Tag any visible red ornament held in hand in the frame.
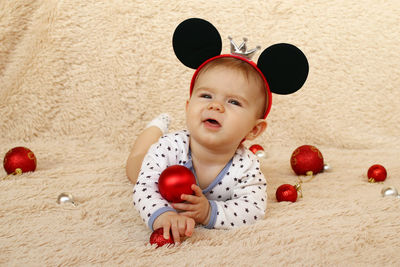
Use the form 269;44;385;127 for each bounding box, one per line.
150;228;174;248
290;145;325;176
367;164;387;183
3;147;37;175
158;165;196;203
276;184;301;202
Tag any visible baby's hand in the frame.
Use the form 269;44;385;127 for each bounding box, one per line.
152;211;195;244
173;184;211;225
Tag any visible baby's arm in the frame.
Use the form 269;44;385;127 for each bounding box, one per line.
133;137;178;230
208;158;267;229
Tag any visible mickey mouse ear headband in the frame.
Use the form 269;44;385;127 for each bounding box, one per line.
172;18;309;119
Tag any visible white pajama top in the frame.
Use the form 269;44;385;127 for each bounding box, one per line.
133;130;267;230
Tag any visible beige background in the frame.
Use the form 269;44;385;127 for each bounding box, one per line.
1;1;399;265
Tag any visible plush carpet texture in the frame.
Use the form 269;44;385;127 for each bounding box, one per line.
1;1;399;266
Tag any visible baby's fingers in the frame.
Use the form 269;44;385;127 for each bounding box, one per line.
191;184;203;196
162;224;171;240
173;202;194;211
185;218;195;237
170;221;181;244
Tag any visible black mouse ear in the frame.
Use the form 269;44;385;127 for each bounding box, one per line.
257;43;309;95
172;18;222;69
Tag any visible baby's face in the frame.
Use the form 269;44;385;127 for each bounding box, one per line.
186;65;266;150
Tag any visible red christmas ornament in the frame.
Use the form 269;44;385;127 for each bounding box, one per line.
158;165;196;203
249;144;266;158
3;147;37;175
276;184;300;202
367;164;387;183
149;228;174;248
290;145;324;176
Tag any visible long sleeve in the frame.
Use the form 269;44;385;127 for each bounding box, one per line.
132;131;190;230
204;150;267;229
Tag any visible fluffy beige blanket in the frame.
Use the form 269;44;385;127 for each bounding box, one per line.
1;1;399;265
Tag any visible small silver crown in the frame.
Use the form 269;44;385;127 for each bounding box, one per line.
228;36;261;60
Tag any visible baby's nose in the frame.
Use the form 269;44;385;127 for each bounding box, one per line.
207;101;225;112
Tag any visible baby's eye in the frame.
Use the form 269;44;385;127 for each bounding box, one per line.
228;99;242;106
200;93;212;99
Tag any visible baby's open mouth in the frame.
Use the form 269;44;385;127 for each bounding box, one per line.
204;118;221;127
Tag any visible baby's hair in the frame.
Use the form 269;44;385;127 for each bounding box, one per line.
193;57;268;119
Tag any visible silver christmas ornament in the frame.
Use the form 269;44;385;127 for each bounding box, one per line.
380;186;400;198
323;164;331;172
57;192;77;206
